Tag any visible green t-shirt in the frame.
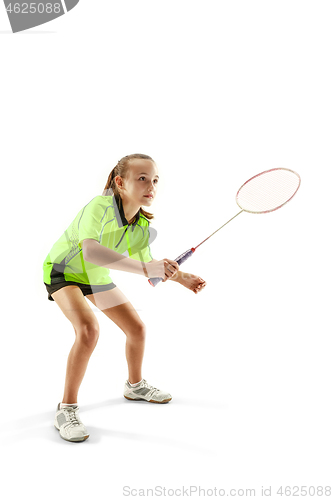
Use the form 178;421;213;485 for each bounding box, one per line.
43;194;154;286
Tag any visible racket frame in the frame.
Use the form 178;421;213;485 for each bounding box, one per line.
236;167;301;214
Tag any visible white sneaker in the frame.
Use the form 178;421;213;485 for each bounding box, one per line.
54;403;89;442
124;379;172;403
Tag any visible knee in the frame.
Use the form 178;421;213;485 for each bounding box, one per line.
77;323;100;349
127;323;146;342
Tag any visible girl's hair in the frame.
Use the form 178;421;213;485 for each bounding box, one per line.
102;153;155;223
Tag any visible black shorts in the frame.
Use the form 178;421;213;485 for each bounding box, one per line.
44;280;117;301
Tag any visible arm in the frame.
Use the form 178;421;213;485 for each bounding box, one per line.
141;258;207;293
82;240;177;281
170;270;186;283
82;239;149;277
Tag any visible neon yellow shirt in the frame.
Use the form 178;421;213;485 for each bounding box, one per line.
43;195;154;286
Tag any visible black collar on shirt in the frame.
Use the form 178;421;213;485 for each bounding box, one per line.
113;194;140;229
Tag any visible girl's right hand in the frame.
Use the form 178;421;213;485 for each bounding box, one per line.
146;259;179;282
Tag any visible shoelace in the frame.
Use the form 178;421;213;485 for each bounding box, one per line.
63;406;81;427
140;379;159;397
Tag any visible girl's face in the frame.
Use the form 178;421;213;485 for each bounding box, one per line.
116;159;159;207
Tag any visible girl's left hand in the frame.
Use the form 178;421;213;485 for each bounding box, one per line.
180;274;207;294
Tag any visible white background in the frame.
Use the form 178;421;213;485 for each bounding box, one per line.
0;1;332;499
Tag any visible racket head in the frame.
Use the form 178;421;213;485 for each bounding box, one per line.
236;167;301;214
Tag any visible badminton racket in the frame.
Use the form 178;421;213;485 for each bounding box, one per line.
148;167;301;287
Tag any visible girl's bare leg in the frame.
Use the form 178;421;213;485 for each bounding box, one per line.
51;286;100;403
86;288;146;384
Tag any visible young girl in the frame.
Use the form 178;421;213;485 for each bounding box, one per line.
43;153;206;442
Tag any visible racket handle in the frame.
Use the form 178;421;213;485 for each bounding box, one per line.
148;248;196;287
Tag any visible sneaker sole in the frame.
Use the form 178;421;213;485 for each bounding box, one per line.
54;425;89;442
124;395;172;404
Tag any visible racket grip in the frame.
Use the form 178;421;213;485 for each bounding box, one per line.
148;248;196;287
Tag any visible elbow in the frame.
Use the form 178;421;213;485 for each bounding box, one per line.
81;239;97;262
81;247;89;261
82;249;90;262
